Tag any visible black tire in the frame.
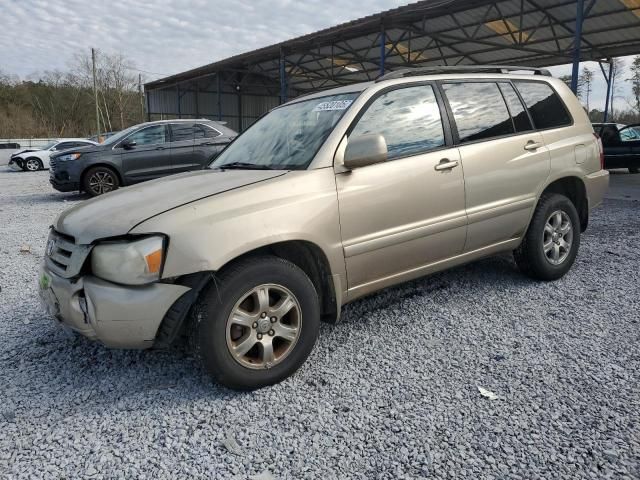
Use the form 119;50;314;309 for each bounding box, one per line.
514;193;581;281
82;166;120;197
629;167;639;174
24;157;43;172
190;256;320;390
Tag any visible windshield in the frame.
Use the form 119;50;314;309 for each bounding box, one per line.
211;93;359;170
101;124;141;146
42;141;58;150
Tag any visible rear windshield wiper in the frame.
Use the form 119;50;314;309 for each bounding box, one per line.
217;162;274;170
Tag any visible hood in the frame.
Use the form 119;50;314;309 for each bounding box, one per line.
12;149;37;157
51;143;106;157
55;169;286;244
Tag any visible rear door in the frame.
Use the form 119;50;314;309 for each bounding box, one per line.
441;80;550;252
168;123;196;173
118;124;172;182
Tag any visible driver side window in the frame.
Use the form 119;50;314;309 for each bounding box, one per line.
127;125;167;146
350;85;445;160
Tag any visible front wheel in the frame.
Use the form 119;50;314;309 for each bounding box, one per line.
82;166;120;196
190;256;320;390
514;193;581;281
24;158;43;171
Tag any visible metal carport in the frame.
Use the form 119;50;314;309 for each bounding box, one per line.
145;0;640;131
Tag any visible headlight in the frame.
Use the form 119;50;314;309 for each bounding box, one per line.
91;236;165;285
58;153;82;161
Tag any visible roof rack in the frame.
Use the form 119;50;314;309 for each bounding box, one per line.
376;65;552;82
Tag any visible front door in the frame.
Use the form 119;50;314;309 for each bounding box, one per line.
119;124;172;183
335;84;467;296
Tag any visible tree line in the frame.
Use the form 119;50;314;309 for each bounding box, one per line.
0;51;143;139
559;56;640;124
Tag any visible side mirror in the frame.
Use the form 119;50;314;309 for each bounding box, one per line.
343;134;388;169
121;139;137;150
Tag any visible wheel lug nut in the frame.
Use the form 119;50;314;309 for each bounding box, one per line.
257;333;263;340
269;330;275;336
261;312;267;318
252;322;258;329
270;316;277;323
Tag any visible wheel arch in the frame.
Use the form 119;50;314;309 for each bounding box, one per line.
539;176;588;232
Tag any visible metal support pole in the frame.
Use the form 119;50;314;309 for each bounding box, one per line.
145;89;151;122
603;60;613;122
379;23;386;77
91;48;101;139
279;48;287;104
216;74;222;121
176;84;181;119
570;0;584;94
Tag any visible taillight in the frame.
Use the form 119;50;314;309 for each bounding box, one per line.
593;132;604;169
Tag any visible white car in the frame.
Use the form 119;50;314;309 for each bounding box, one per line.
8;139;98;172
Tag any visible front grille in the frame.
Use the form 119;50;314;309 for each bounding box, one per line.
44;229;92;278
49;157;59;171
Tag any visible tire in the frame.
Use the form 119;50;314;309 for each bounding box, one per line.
190;256;320;390
24;157;43;172
82;166;120;196
629;167;639;174
514;193;581;281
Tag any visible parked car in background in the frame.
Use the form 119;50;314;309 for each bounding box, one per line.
39;67;608;390
592;122;640;173
88;131;119;143
49;119;236;196
0;142;21;167
9;139;98;172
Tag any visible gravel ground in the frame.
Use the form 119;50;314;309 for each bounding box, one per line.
0;169;639;479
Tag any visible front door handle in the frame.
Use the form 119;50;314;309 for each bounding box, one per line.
524;141;544;151
434;159;459;171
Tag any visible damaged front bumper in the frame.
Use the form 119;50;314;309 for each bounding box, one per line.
38;265;190;349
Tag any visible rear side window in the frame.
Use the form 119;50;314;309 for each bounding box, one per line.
171;123;195;142
514;81;572;129
350;85;445;160
443;82;514;143
195;124;221;138
498;83;533;132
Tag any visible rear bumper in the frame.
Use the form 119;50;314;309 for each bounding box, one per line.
38;265;190;349
584;169;609;209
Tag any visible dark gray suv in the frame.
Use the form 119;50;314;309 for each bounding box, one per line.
49;119;237;196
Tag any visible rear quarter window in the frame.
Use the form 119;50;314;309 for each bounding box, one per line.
514;81;572;129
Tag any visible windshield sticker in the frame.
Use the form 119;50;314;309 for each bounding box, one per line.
312;100;353;112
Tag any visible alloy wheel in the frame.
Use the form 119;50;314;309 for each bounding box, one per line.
225;283;302;370
25;159;40;171
543;210;573;265
88;171;115;195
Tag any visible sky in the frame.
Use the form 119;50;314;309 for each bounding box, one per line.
0;0;637;113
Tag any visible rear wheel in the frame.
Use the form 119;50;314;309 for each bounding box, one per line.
24;158;42;172
82;166;120;196
190;256;320;390
514;193;580;281
629;167;639;174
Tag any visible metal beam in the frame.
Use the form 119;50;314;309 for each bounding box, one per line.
380;23;386;76
570;0;584;93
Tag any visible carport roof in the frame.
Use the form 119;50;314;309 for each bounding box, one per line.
146;0;640;93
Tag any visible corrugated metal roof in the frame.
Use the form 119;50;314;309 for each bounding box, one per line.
146;0;640;93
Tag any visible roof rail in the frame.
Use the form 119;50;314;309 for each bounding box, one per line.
376;65;552;82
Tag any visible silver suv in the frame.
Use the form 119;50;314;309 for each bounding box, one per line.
39;66;609;390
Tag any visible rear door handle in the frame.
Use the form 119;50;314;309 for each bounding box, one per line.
434;159;459;171
524;141;544;151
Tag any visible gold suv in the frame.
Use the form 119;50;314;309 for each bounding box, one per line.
39;66;609;390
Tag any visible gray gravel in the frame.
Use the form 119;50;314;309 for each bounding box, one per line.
1;168;639;479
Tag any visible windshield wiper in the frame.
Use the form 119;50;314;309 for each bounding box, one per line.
217;162;274;170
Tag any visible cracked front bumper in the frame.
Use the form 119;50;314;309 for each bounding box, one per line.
38;265;190;349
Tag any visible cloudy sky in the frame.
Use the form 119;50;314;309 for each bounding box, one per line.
1;0;636;112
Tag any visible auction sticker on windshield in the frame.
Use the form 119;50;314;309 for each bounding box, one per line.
312;100;353;112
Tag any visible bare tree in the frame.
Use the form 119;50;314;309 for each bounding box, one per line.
579;66;593;111
629;55;640;116
609;57;625;118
